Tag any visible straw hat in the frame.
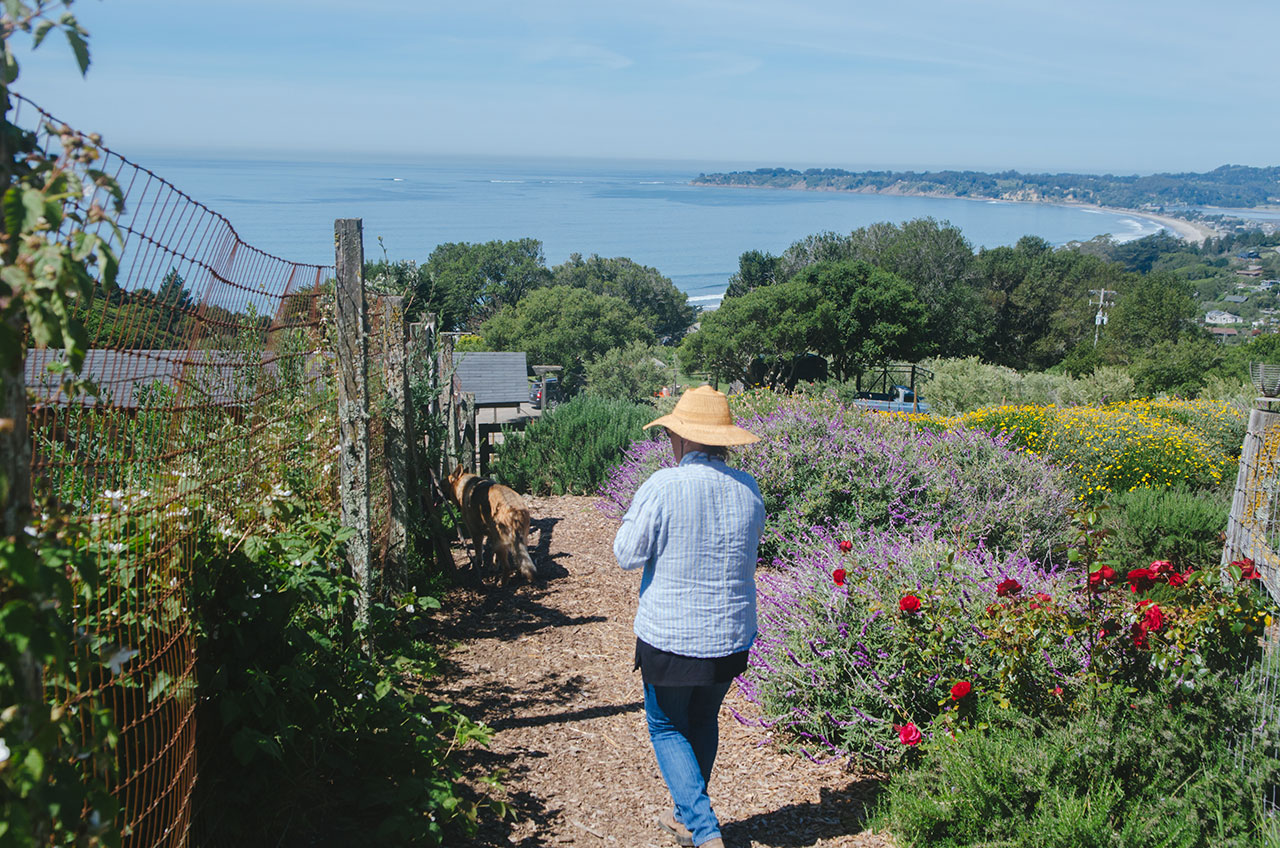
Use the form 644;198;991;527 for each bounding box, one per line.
643;385;759;446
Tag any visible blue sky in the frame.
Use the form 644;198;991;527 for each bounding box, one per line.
16;0;1279;173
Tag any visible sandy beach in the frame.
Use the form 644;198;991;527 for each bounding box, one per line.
1088;204;1217;244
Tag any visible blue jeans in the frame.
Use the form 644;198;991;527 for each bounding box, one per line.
644;681;733;846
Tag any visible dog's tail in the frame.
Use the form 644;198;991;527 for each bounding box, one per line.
515;538;536;582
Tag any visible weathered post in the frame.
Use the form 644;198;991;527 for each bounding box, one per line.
383;297;410;581
335;219;372;631
461;391;478;471
406;316;458;573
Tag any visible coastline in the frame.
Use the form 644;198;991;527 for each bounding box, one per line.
689;180;1217;244
1080;203;1216;244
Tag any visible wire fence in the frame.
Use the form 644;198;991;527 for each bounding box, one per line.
1222;397;1280;812
13;95;412;847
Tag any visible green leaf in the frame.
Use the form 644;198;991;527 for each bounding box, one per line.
146;670;173;703
64;23;90;75
21;186;46;230
374;677;393;700
2;186;24;237
32;19;54;48
23;745;44;780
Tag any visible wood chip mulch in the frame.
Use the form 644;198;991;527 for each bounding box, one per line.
429;495;895;848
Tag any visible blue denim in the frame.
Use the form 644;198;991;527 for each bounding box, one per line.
644;681;733;846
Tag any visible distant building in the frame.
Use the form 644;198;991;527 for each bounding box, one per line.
1209;327;1240;342
1206;310;1243;325
1224;294;1249;303
1236;268;1263;278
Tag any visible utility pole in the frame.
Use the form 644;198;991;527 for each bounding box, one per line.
1091;288;1116;348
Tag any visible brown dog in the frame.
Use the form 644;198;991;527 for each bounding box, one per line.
447;464;537;584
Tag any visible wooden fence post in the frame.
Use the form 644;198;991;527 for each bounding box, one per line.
406;316;458;573
461;391;477;471
383;296;410;582
335;219;372;631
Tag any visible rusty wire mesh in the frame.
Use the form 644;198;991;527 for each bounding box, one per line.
16;95;341;847
1221;398;1280;812
365;295;394;590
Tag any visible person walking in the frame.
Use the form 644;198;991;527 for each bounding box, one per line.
613;386;766;848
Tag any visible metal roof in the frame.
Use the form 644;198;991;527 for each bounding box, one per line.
452;351;529;406
24;348;315;408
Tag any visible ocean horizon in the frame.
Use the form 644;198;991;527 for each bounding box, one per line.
135;153;1172;308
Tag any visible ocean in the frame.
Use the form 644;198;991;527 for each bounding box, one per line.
139;153;1168;306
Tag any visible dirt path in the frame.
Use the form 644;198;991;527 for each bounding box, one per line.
432;495;893;848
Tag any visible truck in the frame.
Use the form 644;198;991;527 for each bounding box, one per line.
851;385;930;414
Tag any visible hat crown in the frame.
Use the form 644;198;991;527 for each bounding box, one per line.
670;386;733;427
641;385;759;446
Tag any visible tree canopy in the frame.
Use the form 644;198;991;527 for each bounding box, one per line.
679;260;926;384
551;253;696;342
480;285;652;390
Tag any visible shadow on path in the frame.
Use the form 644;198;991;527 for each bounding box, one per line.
721;780;883;848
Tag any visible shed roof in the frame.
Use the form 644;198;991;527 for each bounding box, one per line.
452;351;529;406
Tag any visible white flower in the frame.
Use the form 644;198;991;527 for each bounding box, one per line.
106;542;125;554
271;483;292;498
104;647;139;675
23;525;36;538
102;489;124;510
0;738;9;763
405;604;415;614
356;693;364;700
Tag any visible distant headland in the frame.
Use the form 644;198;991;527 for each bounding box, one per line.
690;165;1280;242
690;164;1280;208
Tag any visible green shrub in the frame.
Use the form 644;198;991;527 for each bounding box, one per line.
881;676;1279;848
191;497;496;846
916;357;1137;415
584;341;672;402
1104;487;1230;573
957;400;1239;500
493;394;660;495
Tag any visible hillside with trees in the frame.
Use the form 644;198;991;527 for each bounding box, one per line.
693;164;1280;209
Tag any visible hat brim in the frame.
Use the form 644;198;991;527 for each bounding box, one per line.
643;414;760;446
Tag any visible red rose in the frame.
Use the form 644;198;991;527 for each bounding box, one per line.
838;540;853;553
1101;566;1119;583
1149;560;1173;576
1141;603;1165;632
832;568;847;586
950;680;972;701
894;723;922;746
1034;592;1052;603
1052;686;1064;697
1167;571;1187;588
996;578;1022;597
1127;568;1154;592
1088;571;1107;592
899;594;922;613
1130;622;1148;649
1237;559;1262;581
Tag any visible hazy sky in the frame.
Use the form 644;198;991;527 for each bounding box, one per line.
17;1;1279;174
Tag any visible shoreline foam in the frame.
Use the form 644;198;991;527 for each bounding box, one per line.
689;181;1217;244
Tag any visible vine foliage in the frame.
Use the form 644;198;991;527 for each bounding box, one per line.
0;3;124;846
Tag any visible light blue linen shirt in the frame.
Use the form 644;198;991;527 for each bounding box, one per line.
614;450;767;658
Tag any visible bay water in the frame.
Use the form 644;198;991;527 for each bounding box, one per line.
141;153;1167;306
